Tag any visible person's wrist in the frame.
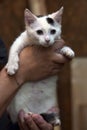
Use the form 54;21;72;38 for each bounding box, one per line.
14;75;22;87
14;73;24;87
1;67;22;88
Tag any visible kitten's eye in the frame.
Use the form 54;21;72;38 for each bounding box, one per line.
36;30;43;35
50;29;56;34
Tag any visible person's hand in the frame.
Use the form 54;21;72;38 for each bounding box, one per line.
15;39;69;86
18;110;53;130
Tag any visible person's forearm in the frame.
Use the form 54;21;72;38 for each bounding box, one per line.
0;68;19;117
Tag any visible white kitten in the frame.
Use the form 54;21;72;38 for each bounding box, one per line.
6;7;75;75
6;7;75;125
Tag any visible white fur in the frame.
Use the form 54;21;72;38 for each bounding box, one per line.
60;46;75;58
8;76;57;122
5;31;29;75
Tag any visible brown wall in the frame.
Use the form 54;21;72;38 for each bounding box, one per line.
0;0;27;49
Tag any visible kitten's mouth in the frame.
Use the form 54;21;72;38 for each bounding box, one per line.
43;45;50;47
42;43;52;47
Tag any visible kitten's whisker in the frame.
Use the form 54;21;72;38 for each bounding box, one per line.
55;40;61;42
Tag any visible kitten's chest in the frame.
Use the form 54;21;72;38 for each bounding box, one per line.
27;77;57;106
13;76;57;112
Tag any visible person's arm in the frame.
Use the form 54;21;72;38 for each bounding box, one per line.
0;39;68;117
0;68;19;116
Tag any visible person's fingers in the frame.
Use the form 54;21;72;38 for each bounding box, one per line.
53;39;65;51
32;114;53;130
18;109;25;122
24;114;40;130
52;53;70;64
18;110;29;130
18;120;29;130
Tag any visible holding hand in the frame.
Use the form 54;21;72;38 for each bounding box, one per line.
15;39;69;86
18;110;53;130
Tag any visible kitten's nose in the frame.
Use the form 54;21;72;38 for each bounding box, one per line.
45;36;50;43
45;39;50;43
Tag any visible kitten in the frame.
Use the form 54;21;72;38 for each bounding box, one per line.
6;7;75;125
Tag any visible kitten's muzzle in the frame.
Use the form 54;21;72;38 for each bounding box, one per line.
43;41;51;47
45;39;50;43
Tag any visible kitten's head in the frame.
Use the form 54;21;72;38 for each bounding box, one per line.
24;7;63;47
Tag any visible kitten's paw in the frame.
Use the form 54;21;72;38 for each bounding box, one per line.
28;112;33;115
5;54;19;75
60;46;75;59
6;63;19;75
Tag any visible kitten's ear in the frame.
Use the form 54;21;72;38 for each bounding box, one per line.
51;6;64;24
24;9;37;25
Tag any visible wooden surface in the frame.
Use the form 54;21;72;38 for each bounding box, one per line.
29;0;47;15
79;105;87;130
71;58;87;130
54;126;60;130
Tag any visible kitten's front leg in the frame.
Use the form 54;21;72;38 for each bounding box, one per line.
5;31;28;75
5;52;19;75
5;38;21;75
60;46;75;59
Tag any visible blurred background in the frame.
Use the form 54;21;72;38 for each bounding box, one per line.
0;0;87;130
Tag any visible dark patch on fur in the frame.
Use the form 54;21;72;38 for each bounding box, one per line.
40;113;60;125
37;15;44;18
46;17;54;25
